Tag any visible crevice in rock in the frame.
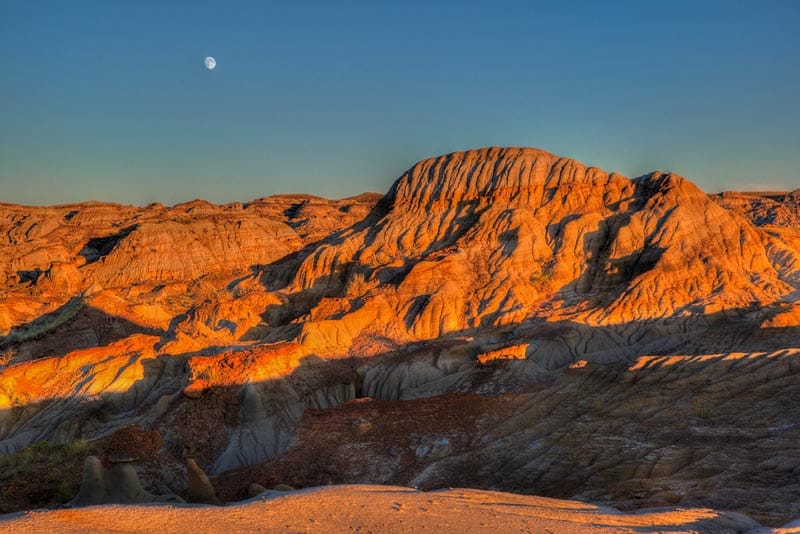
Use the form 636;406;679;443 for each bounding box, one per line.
79;225;138;264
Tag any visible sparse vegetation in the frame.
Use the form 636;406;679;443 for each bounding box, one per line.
164;293;199;310
0;439;92;479
690;399;711;419
530;270;552;289
530;259;556;294
54;481;75;502
164;431;186;459
0;297;84;348
346;271;373;296
0;438;95;512
0;347;15;367
198;363;226;385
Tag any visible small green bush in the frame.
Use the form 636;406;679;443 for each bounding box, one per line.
54;481;76;503
690;399;711;419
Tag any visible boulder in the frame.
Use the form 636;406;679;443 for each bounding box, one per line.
247;483;267;498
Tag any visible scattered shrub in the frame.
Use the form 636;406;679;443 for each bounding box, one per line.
346;271;372;296
690;399;711;419
1;297;84;347
0;438;94;513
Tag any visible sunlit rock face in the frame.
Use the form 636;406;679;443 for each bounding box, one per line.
711;189;800;286
0;194;380;343
293;147;795;355
0;147;798;522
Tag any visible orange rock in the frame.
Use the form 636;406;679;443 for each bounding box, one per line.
762;303;800;327
568;359;589;369
477;344;528;364
183;379;210;399
0;146;798;486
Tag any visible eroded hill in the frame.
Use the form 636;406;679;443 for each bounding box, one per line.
1;147;798;523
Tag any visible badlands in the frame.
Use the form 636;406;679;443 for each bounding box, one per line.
1;147;799;530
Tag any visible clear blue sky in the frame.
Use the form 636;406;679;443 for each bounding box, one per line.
1;1;798;205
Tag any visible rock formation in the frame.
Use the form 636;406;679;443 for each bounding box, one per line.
0;147;798;523
246;483;267;498
70;455;181;506
185;458;221;504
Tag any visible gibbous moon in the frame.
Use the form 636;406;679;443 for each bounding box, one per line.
204;56;216;70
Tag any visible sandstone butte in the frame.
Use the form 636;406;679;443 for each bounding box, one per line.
0;147;799;529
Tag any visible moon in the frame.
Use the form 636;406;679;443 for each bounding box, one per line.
204;56;216;70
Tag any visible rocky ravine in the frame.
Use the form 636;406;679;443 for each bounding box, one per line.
0;147;799;524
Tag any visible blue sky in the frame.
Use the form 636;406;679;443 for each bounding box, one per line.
1;1;798;205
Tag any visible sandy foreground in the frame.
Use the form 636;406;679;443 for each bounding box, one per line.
2;484;796;534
